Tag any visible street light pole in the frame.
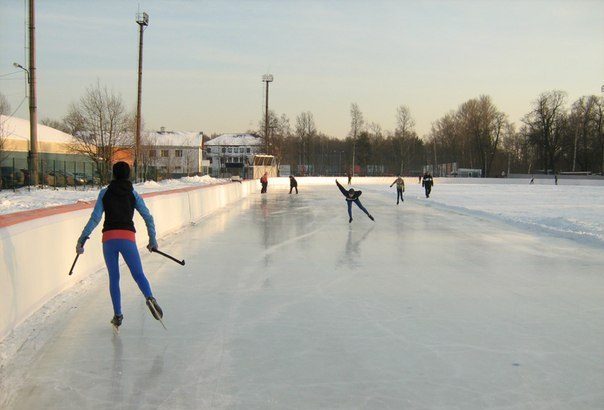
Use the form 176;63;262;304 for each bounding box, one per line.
135;11;149;182
262;74;273;154
26;0;39;185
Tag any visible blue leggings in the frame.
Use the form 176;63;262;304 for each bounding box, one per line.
347;199;370;218
103;239;153;315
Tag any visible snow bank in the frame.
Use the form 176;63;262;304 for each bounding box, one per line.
0;176;229;216
0;180;254;341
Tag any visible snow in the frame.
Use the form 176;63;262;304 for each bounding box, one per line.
147;130;203;147
205;133;262;146
406;183;604;245
1;181;604;408
0;176;228;215
0;115;75;144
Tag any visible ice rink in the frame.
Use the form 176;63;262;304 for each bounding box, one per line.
2;183;604;409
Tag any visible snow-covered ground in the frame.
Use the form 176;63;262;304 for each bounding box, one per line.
0;175;227;215
378;182;604;245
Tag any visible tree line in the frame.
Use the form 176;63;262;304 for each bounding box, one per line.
2;83;603;179
259;91;604;177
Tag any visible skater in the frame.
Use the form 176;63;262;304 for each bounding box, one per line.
529;176;534;184
76;161;162;330
347;170;352;185
260;172;268;193
554;175;558;185
336;179;374;223
289;175;298;194
421;172;434;198
389;176;405;204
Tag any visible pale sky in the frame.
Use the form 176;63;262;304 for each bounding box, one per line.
1;0;603;138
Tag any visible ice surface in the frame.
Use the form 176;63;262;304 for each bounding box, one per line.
1;184;604;409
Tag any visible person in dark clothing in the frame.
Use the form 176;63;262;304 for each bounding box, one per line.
76;161;162;330
336;179;374;223
347;171;352;185
389;176;405;204
554;175;558;185
289;175;298;194
260;172;268;193
421;172;434;198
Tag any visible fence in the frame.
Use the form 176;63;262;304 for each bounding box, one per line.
0;159;112;191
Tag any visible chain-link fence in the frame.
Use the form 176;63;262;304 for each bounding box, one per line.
0;159;112;191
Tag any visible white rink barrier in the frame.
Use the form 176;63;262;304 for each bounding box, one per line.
0;180;256;341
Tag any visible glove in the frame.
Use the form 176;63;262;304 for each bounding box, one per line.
147;243;158;252
76;242;85;255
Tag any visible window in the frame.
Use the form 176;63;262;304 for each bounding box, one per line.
227;147;233;153
161;150;169;157
149;150;156;158
222;147;226;153
175;166;182;171
246;148;251;153
239;147;244;153
175;150;183;157
206;147;211;154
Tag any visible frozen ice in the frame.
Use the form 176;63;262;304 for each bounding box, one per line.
1;183;604;409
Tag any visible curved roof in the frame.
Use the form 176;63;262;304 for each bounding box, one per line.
0;115;75;143
205;133;262;146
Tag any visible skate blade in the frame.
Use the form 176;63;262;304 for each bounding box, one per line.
147;303;167;330
112;324;120;335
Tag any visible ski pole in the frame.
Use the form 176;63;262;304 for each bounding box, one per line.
69;236;89;276
152;249;185;266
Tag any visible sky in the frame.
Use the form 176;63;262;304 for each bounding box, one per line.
1;0;603;138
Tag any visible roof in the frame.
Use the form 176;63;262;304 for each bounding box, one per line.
147;130;203;147
0;115;75;144
205;133;262;146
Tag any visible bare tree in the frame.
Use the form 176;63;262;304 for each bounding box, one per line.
349;103;364;175
295;111;317;173
63;82;134;183
394;105;416;174
0;93;11;167
569;95;598;172
40;117;70;133
522;90;567;174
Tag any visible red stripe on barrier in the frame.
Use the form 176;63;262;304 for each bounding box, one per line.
0;181;236;228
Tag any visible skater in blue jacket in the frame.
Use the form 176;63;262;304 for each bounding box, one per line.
336;179;375;223
76;162;163;330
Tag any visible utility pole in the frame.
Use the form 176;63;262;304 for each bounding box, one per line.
262;74;273;154
135;11;149;182
28;0;39;185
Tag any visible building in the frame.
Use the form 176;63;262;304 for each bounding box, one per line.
143;127;205;176
0;115;97;188
204;133;263;176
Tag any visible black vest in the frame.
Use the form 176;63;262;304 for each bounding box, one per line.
102;180;137;233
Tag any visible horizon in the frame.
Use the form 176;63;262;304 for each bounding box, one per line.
1;0;603;138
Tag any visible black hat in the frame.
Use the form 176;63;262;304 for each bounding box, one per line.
112;161;130;180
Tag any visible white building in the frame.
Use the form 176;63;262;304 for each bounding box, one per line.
144;127;205;175
204;133;263;175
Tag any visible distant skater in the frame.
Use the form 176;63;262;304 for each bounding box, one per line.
260;172;268;193
554;175;558;185
289;175;298;194
336;179;374;223
347;171;352;185
530;176;534;184
76;161;162;331
390;176;405;204
418;175;422;184
421;172;434;198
